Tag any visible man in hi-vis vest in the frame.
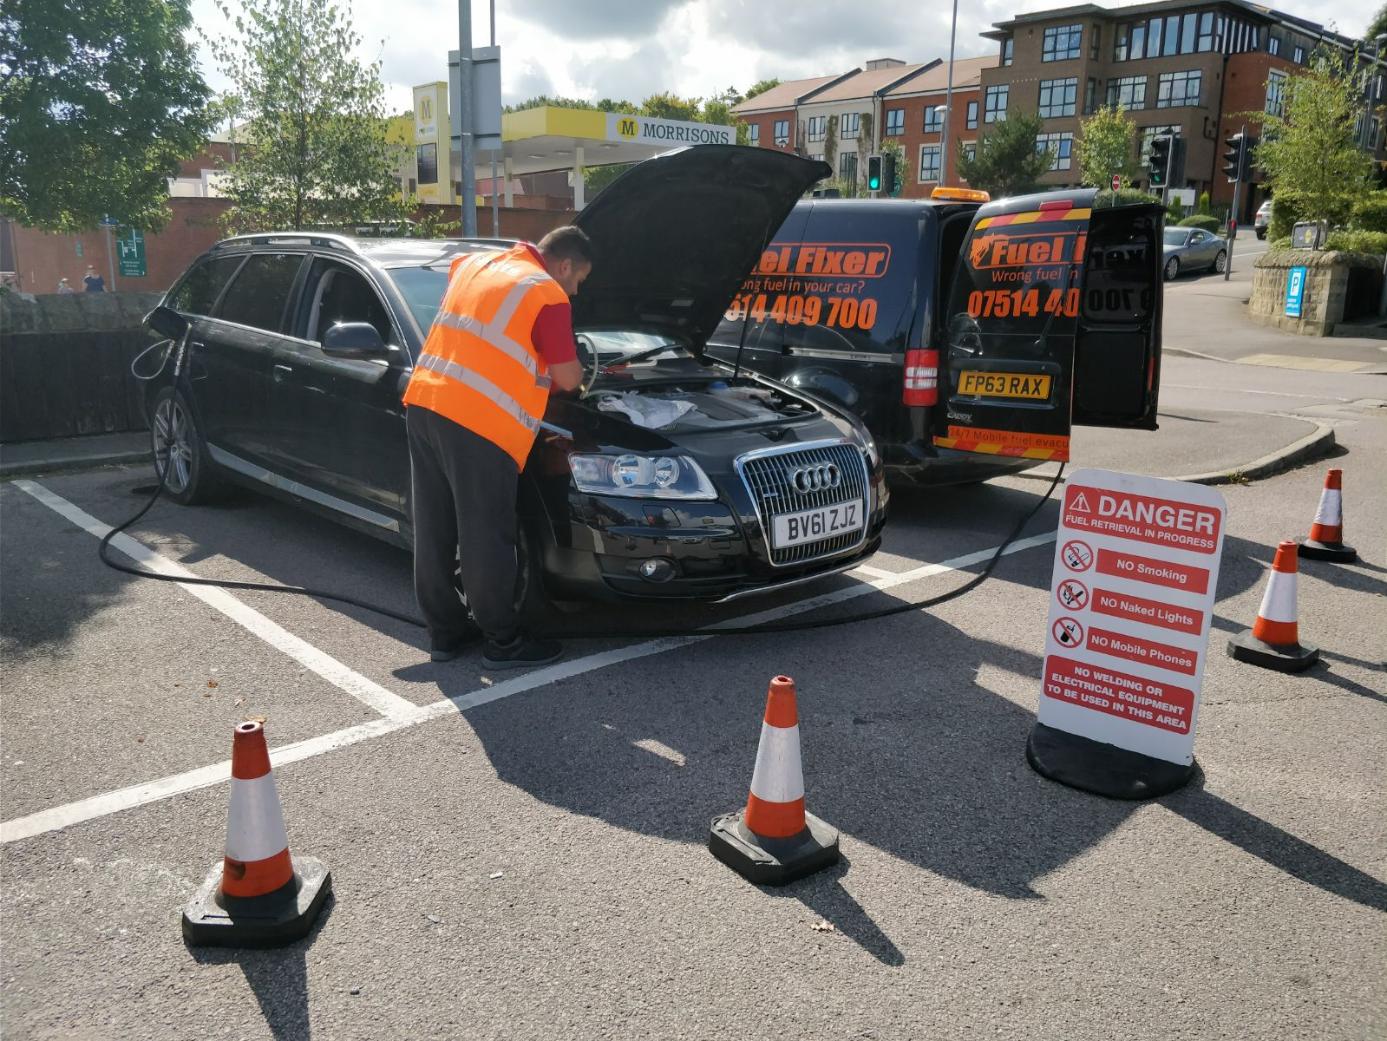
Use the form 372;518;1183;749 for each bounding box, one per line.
404;226;592;668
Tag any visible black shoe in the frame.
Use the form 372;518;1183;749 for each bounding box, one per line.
482;634;563;670
430;629;481;662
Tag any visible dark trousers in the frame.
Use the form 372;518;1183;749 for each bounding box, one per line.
407;406;519;645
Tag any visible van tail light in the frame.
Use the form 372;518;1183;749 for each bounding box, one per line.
903;348;939;406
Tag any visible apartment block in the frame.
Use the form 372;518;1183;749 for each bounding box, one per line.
882;56;998;195
733;73;858;155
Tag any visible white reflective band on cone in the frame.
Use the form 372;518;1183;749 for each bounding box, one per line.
748;722;805;804
224;773;290;864
1313;489;1342;525
1257;571;1298;625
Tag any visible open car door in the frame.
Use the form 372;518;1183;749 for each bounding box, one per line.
932;189;1163;462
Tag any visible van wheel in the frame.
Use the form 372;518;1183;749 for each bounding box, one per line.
150;386;221;505
1163;256;1180;281
1213;250;1227;273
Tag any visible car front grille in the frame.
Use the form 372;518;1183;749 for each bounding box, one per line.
736;441;870;567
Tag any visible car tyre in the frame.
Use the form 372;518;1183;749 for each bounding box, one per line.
1213;250;1227;273
451;518;548;626
1255;229;1266;240
150;385;221;505
1163;256;1180;281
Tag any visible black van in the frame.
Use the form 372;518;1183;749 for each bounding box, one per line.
709;188;1164;483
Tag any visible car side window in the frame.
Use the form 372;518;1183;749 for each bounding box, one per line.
300;259;395;345
1190;231;1205;243
215;253;305;332
167;255;243;316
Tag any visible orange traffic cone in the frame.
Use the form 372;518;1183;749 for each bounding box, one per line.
1296;468;1357;562
1228;540;1319;673
182;721;332;946
708;676;839;885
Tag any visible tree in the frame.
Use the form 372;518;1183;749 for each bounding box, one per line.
879;139;904;196
956;112;1051;197
1368;4;1387;44
1252;50;1375;228
210;0;406;231
745;79;780;101
640;92;701;122
0;0;213;230
1075;104;1138;189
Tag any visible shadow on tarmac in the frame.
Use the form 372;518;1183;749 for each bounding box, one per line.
772;857;905;967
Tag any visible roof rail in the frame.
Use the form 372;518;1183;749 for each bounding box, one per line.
212;232;364;254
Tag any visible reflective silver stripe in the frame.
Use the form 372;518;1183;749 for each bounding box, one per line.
433;310;537;376
536;374;552;389
415;352;539;432
490;272;551;331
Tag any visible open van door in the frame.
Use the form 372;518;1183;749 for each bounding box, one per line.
932;189;1163;462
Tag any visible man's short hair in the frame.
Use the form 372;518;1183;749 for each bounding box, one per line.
537;225;594;267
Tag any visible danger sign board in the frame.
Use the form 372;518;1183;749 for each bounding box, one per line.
1039;469;1226;765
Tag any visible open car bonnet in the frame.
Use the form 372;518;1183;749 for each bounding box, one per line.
571;145;831;351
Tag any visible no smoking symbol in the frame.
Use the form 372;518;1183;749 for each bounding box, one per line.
1056;578;1089;611
1053;617;1085;648
1061;539;1093;572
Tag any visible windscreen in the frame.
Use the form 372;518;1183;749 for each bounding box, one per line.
389;265;449;332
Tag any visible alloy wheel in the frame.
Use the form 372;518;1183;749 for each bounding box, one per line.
152;397;194;493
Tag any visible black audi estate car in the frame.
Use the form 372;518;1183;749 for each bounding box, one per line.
143;145;888;605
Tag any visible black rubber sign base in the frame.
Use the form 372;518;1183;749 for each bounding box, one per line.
1227;629;1320;673
709;811;840;886
182;856;332;948
1295;536;1357;564
1025;722;1195;800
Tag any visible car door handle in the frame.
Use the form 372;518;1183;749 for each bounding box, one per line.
273;363;293;381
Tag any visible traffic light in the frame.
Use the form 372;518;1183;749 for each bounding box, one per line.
1148;135;1172;187
866;154;883;192
1222;133;1245;181
880;152;897;196
1240;135;1259;181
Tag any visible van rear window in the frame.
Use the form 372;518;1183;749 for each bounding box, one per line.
711;205;929;355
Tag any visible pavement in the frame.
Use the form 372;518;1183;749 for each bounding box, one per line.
2;352;1384;1040
0;430;149;478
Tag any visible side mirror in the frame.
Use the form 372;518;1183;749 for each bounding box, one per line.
322;321;387;357
145;304;189;340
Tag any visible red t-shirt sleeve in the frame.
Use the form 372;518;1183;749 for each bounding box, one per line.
531;301;577;366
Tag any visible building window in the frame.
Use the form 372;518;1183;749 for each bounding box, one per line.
966;100;978;129
773;119;789;146
1139;125;1180;165
1042;24;1083;62
885;108;904;136
839;151;857;185
806;115;827;142
962;142;977;162
1090;24;1101;59
1293;45;1305;64
1002;36;1014;66
1156;70;1201;109
923;104;944;133
1265;69;1287;117
747;123;759;146
919;144;942;182
984;84;1009;123
1038;77;1078;118
840;112;861;138
1084;77;1098;114
416;143;437;184
1268;35;1280;56
1197;12;1217;52
1035;132;1074;171
1114;24;1129;61
1162;15;1181;56
1107;75;1147;110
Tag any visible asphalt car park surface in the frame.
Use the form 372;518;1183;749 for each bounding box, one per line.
2;376;1384;1040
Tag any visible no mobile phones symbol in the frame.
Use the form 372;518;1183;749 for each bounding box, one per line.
1053;617;1084;648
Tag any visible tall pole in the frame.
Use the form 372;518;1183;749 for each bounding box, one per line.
104;224;117;292
457;0;476;236
489;0;499;236
940;0;959;183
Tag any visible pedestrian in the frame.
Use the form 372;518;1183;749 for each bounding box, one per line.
82;265;105;292
57;277;74;294
403;226;591;668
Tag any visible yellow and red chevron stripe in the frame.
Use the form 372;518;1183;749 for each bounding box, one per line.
975;207;1091;229
934;425;1070;461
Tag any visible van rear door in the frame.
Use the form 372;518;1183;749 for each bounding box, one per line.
932;190;1162;462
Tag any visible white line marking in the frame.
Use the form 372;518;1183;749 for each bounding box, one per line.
1;490;1057;844
12;479;418;722
851;563;897;580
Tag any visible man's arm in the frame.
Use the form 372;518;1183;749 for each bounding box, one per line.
548;359;584;392
532;302;584;394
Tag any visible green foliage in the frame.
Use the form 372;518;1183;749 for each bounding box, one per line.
825;114;839;185
1351;190;1387;231
956;112;1051;198
1369;4;1387;43
879;139;905;197
1198;191;1211;215
1075;105;1138;189
1324;228;1387;254
744;79;780;101
1252;50;1374;229
1165;198;1185;223
0;0;214;230
1094;187;1162;208
1178;214;1222;233
406;209;460;238
1268;195;1303;240
211;0;406;232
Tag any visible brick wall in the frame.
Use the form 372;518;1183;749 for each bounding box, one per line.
736;110;798;153
887;88;983;195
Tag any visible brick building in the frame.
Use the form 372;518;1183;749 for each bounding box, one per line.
732;72;859;155
882;56;998;194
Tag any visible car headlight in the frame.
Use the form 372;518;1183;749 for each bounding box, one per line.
568;453;718;500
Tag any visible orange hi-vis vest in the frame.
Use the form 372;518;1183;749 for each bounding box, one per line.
403;244;568;467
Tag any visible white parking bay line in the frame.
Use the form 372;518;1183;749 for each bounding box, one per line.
12;479;418;722
2;488;1057;843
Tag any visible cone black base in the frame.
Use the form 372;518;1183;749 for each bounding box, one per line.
709;811;839;886
1025;722;1194;800
182;856;332;948
1295;536;1357;563
1227;629;1320;673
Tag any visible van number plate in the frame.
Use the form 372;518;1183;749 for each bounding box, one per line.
772;501;864;548
959;371;1052;400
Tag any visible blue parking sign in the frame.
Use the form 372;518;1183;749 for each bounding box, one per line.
1284;266;1307;317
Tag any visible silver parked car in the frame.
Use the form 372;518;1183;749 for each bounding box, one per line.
1162;227;1227;280
1254;199;1273;239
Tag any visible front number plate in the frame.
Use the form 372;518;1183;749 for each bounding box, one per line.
772;501;865;548
958;370;1052;400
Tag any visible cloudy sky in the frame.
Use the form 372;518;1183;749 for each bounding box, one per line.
189;0;1383;114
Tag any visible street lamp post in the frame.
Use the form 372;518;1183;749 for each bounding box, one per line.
940;0;959;183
